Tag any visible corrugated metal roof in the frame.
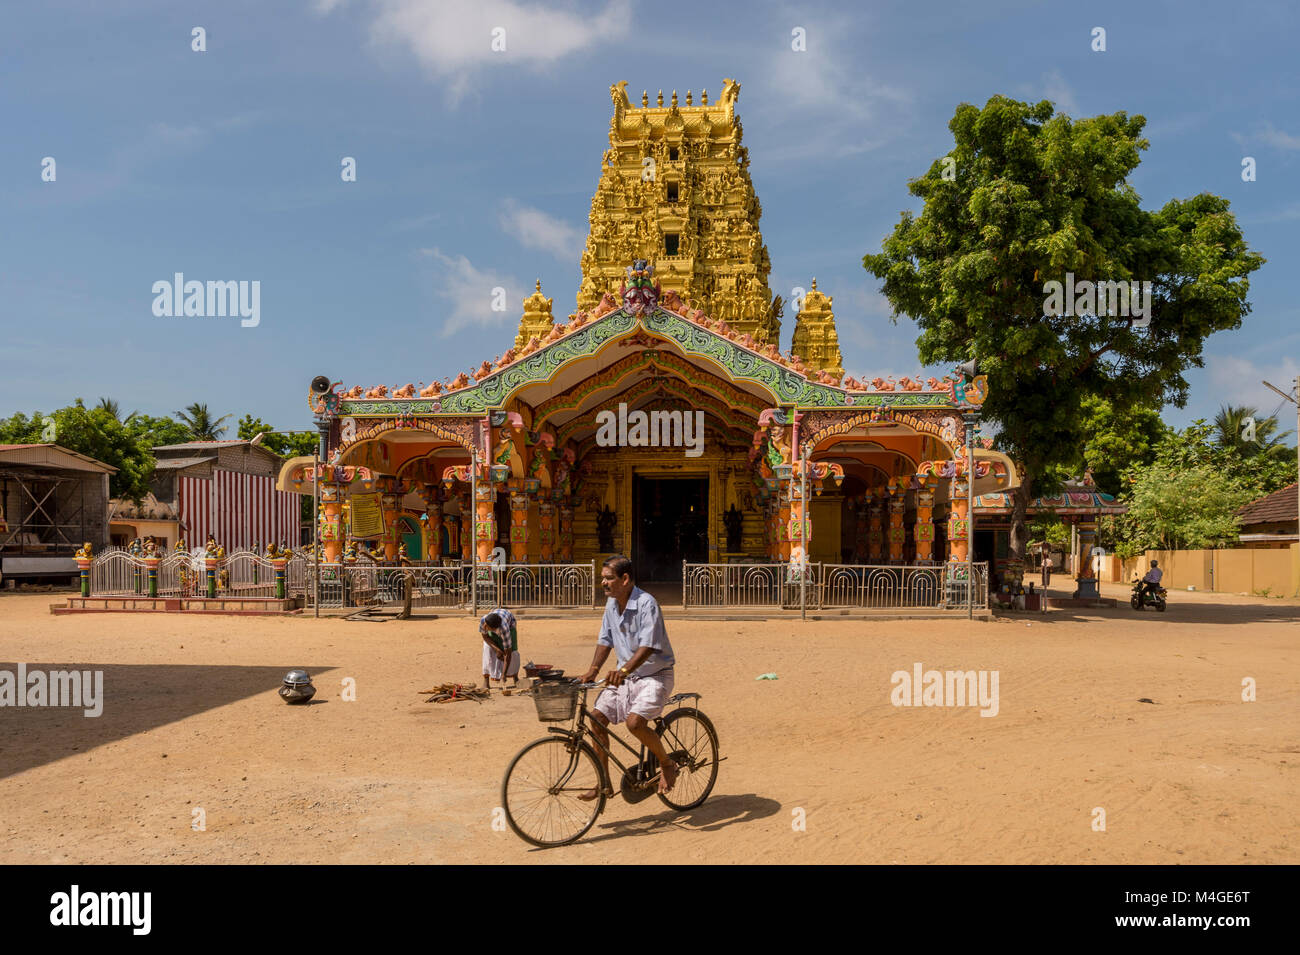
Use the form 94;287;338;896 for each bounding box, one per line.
153;440;248;451
152;455;218;470
0;444;118;473
1236;483;1298;526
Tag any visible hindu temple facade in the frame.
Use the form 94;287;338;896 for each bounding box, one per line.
279;80;1017;597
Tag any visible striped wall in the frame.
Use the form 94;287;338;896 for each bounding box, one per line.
178;470;301;550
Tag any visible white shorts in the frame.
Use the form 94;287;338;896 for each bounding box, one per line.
594;669;675;725
482;644;520;680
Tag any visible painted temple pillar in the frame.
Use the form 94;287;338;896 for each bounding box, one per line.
759;502;768;561
537;502;555;563
914;477;936;564
867;489;885;563
777;488;792;562
508;482;529;564
947;477;970;566
1074;520;1099;599
558;504;574;562
787;473;810;567
475;483;497;567
442;515;459;561
854;496;869;562
319;480;345;563
888;479;907;564
419;484;443;560
380;480;402;561
459;491;473;562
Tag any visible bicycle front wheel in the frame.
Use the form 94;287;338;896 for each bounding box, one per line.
501;736;606;847
656;708;719;811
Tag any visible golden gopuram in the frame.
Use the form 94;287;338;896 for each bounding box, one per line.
279;79;1019;609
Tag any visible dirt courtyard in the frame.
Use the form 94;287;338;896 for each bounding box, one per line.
1;587;1296;864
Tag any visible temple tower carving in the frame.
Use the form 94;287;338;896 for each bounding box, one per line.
790;278;844;377
577;79;780;344
515;279;555;350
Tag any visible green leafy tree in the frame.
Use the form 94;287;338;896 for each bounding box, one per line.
96;397;137;424
1108;419;1295;556
175;403;230;440
0;401;154;501
126;413;193;449
1028;512;1071;549
1212;404;1294;462
862;95;1264;561
1115;464;1244;555
236;414;317;457
1048;395;1163;498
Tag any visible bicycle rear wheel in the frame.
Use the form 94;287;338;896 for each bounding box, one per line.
656;708;719;811
501;736;606;847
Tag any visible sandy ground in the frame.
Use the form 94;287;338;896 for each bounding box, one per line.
1;583;1296;864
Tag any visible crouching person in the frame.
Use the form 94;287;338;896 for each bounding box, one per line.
480;608;520;690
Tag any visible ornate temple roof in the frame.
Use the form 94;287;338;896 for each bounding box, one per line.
973;476;1125;516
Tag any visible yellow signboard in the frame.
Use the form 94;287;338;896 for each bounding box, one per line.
349;492;385;539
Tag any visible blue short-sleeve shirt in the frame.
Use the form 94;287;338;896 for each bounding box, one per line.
598;587;675;677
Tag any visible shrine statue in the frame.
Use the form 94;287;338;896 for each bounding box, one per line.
723;504;743;552
596;505;617;552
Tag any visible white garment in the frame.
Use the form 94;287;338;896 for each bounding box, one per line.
482;644;520;680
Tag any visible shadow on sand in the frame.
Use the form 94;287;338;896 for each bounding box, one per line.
0;663;337;779
572;793;783;847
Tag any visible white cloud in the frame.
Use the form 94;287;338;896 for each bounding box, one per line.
325;0;631;103
1206;353;1300;409
1258;123;1300;151
419;247;522;337
752;15;912;162
498;200;583;261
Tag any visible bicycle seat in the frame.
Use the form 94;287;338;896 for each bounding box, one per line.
666;692;701;705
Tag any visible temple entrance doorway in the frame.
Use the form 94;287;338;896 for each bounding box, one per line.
632;476;708;582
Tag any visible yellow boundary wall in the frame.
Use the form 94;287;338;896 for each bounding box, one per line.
1098;545;1300;597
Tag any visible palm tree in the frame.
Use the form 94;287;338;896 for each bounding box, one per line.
175;403;231;440
1214;404;1294;460
97;397;137;424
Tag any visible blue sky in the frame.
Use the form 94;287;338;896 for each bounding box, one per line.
3;0;1299;436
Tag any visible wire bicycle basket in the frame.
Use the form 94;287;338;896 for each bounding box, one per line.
532;677;581;722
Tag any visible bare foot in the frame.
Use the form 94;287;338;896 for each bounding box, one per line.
577;787;603;802
658;759;678;793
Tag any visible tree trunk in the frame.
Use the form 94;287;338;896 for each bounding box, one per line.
1009;470;1034;562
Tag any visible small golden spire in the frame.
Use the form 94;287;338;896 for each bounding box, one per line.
810;277;818;290
701;88;708;105
641;90;648;107
686;90;692;105
671;90;678;107
657;90;663;106
535;279;542;293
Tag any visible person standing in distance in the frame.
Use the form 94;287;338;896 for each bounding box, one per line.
579;555;677;798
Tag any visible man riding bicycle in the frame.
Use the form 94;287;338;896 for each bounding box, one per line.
578;555;678;799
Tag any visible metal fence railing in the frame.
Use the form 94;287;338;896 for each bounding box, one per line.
683;561;989;611
90;549;310;599
305;561;595;610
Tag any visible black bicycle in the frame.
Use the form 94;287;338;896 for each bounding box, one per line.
501;678;721;847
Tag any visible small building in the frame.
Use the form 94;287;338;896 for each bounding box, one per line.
1235;482;1298;548
114;440;304;551
0;444;116;581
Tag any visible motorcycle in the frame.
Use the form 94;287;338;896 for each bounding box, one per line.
1130;578;1167;612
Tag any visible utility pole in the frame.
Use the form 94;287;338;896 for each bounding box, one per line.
964;412;978;620
1262;376;1300;598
